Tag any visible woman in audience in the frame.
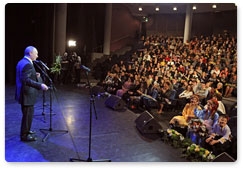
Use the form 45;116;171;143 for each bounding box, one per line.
194;98;220;132
169;95;201;127
178;85;194;99
204;93;226;115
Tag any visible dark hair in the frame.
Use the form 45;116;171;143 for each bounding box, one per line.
213;93;223;101
219;114;230;121
164;81;171;86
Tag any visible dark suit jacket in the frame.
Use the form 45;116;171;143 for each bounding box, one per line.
15;57;42;105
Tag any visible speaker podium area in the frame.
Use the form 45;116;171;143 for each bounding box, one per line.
135;111;163;140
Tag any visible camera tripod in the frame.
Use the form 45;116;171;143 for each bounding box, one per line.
70;69;111;162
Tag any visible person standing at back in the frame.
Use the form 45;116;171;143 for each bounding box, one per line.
15;46;49;141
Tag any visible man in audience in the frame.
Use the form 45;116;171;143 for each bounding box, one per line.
201;114;231;156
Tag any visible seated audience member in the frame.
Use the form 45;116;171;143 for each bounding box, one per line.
171;78;180;91
210;65;221;77
194;81;209;100
224;74;237;97
175;79;189;96
187;118;207;144
103;72;122;95
218;72;228;92
194;98;220;132
201;114;231;156
169;95;201;127
140;83;160;111
111;63;120;73
116;77;133;97
204;93;226;115
209;82;224;98
178;85;194;99
157;81;174;114
200;71;209;83
178;85;194;107
102;71;115;90
122;79;141;102
207;72;218;89
191;79;199;94
127;81;147;109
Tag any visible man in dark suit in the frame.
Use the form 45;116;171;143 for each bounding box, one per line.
15;46;49;142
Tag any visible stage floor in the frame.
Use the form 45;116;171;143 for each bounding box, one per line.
5;83;191;162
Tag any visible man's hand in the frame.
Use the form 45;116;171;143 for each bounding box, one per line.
41;84;49;91
36;72;40;78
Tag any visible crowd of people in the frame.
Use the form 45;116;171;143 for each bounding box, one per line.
99;33;236;110
96;32;237;157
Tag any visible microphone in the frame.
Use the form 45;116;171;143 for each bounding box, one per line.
34;60;49;70
80;65;91;72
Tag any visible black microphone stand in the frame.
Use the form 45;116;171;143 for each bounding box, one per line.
70;70;111;162
34;62;56;122
34;61;68;142
41;67;47;118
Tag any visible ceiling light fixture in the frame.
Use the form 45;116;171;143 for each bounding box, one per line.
192;5;197;10
155;7;159;11
212;4;217;9
173;7;177;11
138;7;142;11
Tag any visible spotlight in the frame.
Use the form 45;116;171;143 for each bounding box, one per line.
68;40;76;47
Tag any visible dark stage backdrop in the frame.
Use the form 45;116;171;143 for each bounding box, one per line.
5;3;55;84
5;3;106;84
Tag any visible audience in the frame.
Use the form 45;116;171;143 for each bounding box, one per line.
93;32;237;156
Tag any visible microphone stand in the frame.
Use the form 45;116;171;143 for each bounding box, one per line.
34;62;56;122
70;70;111;162
34;61;68;142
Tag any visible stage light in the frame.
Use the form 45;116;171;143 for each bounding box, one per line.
138;7;142;11
68;40;76;47
192;5;197;10
173;7;177;11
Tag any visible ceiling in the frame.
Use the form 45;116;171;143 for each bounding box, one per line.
123;3;237;16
